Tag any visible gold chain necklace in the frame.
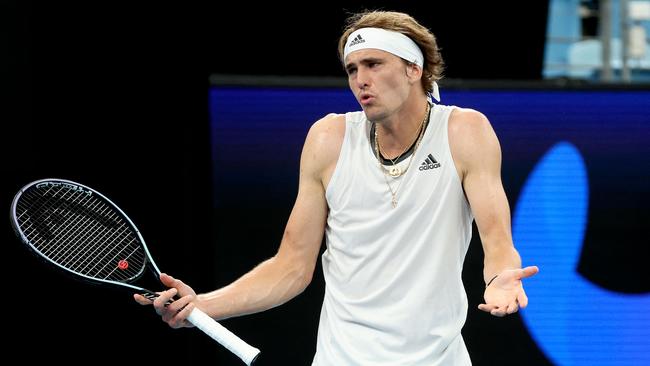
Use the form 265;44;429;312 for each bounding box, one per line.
374;102;430;178
373;103;430;208
375;115;425;177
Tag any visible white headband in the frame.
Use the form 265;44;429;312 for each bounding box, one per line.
343;27;440;102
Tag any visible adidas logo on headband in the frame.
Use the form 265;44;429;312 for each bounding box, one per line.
349;34;365;47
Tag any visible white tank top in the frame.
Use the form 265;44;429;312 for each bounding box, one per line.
313;104;474;365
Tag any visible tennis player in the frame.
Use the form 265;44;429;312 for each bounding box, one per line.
136;10;538;365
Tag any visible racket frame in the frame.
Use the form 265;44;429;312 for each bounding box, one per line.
11;178;261;365
10;178;161;295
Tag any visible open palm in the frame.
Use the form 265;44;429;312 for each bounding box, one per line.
478;266;539;317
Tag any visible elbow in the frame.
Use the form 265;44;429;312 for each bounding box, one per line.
301;267;314;289
293;263;314;294
271;253;315;294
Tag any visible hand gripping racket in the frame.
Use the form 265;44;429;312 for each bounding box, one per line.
10;178;260;365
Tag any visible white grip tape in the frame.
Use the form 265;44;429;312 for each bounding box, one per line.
187;308;260;365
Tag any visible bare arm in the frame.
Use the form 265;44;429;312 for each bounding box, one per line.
198;146;328;319
449;109;538;317
450;109;519;281
136;114;343;326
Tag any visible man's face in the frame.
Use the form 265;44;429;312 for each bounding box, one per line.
344;49;415;121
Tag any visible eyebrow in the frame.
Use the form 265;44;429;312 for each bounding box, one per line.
345;57;384;72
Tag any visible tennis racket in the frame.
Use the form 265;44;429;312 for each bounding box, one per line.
10;178;260;365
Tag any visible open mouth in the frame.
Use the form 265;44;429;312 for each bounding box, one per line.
360;94;374;105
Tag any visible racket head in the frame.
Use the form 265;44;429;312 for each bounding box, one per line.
11;178;160;292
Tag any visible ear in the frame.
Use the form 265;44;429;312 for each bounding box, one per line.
405;63;423;85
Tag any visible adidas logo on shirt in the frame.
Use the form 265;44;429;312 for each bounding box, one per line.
419;154;441;171
349;34;365;47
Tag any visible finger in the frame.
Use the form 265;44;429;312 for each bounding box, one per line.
162;294;194;323
478;303;497;312
506;302;519;314
160;273;177;287
517;290;529;309
518;266;539;279
154;288;177;314
490;308;506;317
166;294;193;313
133;293;152;305
169;303;195;329
160;273;191;294
159;287;178;302
492;302;510;317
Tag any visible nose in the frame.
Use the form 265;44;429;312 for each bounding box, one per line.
355;67;369;90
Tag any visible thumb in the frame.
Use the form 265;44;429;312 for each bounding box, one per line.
518;266;539;279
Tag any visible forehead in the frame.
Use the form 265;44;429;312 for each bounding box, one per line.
344;49;400;66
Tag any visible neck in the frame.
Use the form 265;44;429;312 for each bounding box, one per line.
375;98;430;156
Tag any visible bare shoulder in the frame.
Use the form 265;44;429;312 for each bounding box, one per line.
448;107;501;174
448;107;494;142
302;113;346;180
308;113;346;142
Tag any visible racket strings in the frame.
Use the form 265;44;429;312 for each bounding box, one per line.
23;186;146;281
16;184;147;282
56;200;131;269
17;185;81;240
22;186;107;260
37;191;102;258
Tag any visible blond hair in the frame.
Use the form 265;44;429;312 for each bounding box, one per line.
338;11;444;95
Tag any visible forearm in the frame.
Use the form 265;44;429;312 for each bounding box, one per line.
483;241;521;284
196;255;312;320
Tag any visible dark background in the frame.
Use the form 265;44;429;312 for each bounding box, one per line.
3;1;562;365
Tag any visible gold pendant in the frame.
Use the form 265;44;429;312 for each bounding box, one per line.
389;166;401;177
391;196;397;208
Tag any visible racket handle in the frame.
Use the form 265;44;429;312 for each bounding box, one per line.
187;308;260;365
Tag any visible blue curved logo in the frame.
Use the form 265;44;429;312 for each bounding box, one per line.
513;141;650;366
